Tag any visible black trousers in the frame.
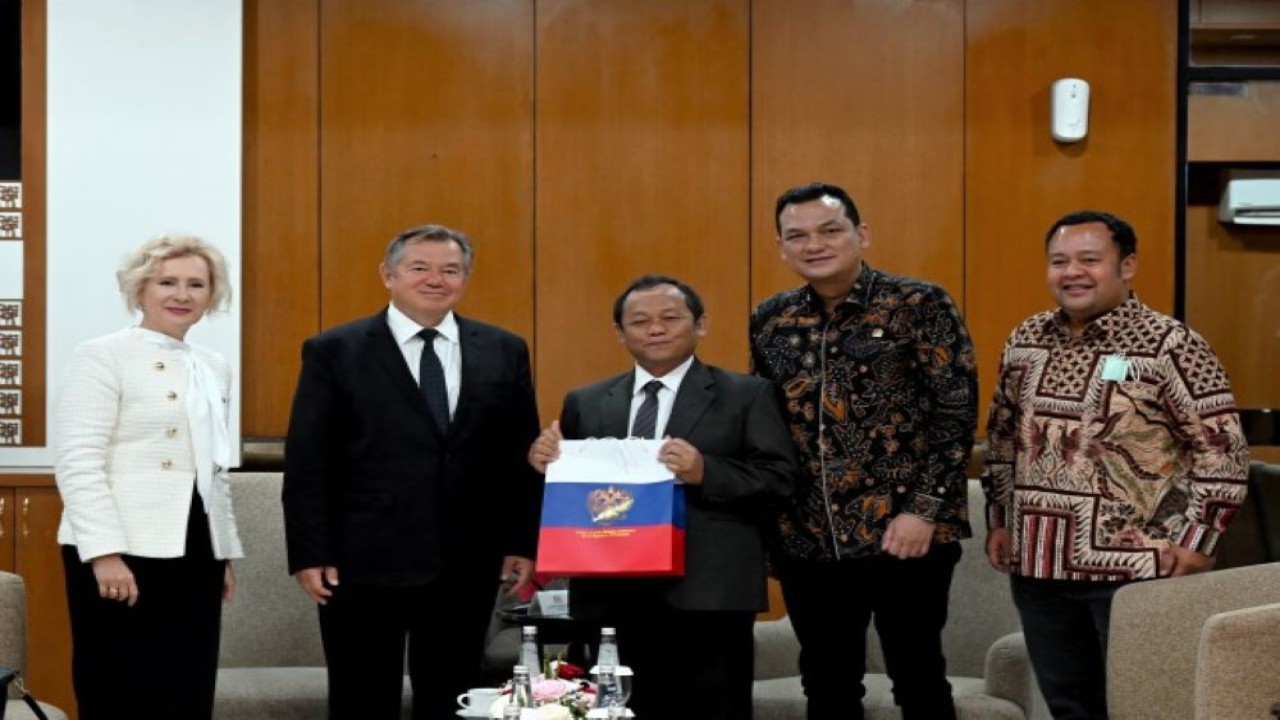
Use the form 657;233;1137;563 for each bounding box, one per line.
775;542;962;720
1011;576;1125;720
317;568;498;720
587;583;756;720
62;491;226;720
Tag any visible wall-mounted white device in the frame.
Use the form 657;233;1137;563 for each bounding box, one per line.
1051;78;1090;143
1219;170;1280;225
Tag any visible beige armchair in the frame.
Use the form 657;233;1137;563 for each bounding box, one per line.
1108;561;1280;720
752;480;1046;719
217;472;515;718
0;571;70;720
216;472;408;719
1194;602;1280;720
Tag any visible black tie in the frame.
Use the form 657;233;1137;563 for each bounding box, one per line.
417;328;450;430
631;380;664;439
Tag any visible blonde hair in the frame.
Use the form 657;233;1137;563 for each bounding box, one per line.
117;234;232;313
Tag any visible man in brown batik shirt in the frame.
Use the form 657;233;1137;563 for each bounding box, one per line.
981;210;1249;719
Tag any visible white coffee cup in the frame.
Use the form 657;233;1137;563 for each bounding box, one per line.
456;687;502;716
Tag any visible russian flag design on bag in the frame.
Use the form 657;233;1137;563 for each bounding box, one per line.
536;439;687;577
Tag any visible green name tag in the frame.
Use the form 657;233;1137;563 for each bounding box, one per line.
1101;354;1129;382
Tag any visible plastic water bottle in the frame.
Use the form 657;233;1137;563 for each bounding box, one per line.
595;665;620;708
597;627;620;668
512;665;534;708
520;625;542;680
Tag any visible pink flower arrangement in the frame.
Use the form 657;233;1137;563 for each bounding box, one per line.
499;660;596;719
532;678;581;704
538;661;596;718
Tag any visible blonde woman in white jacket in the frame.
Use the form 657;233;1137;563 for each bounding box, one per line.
54;234;243;720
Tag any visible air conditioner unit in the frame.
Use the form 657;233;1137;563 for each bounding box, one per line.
1219;170;1280;225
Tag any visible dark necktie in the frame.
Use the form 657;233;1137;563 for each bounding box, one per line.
417;328;450;430
631;379;664;439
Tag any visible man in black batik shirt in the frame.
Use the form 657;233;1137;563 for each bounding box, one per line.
751;182;978;720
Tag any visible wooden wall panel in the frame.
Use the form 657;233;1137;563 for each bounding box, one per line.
750;0;965;307
1189;81;1280;161
14;487;73;718
1190;45;1280;66
318;0;534;340
1183;203;1280;409
966;0;1178;422
534;0;750;421
1195;0;1280;24
0;489;10;572
19;0;46;446
1189;0;1280;67
238;0;1190;440
1253;447;1280;463
242;0;320;437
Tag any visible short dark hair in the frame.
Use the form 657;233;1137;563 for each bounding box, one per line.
384;223;474;273
774;182;861;233
612;275;706;325
1044;211;1137;259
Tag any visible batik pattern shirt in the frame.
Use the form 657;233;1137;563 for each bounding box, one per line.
981;296;1250;580
750;266;978;562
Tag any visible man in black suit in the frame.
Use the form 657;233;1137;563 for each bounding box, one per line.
283;224;542;719
528;275;797;720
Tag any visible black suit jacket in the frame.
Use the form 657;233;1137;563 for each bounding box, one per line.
282;310;542;586
560;358;797;612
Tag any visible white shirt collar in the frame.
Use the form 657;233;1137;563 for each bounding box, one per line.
130;325;190;350
386;304;459;345
633;355;695;396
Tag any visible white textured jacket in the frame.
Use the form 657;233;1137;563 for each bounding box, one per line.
55;328;244;562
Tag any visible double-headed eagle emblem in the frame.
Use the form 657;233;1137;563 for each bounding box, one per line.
587;485;635;524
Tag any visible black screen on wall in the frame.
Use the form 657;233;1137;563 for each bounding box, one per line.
0;0;21;179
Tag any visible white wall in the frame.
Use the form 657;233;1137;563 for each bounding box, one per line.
1;0;242;469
